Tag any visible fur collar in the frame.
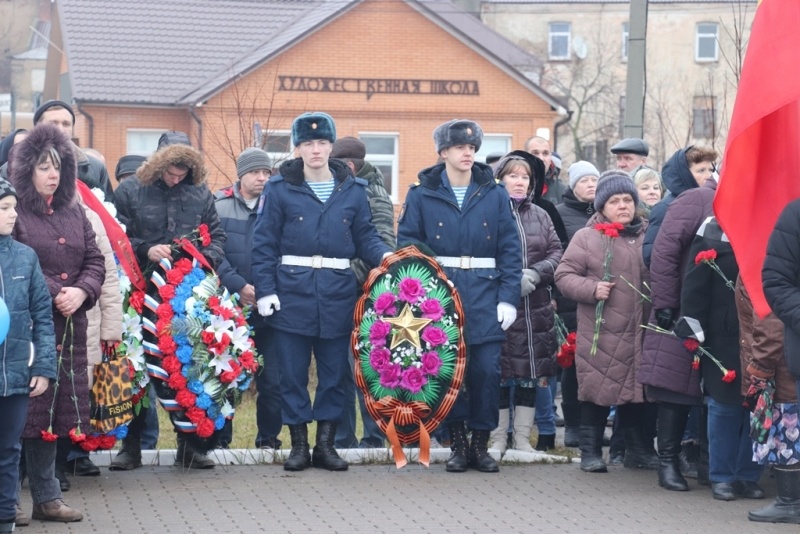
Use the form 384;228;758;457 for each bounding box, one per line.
277;157;352;186
8;123;76;213
136;144;207;186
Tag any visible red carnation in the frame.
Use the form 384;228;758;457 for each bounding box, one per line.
156;303;174;321
218;306;233;320
566;332;577;344
235;315;248;328
196;417;216;438
166;268;185;286
41;430;58;442
683;339;700;352
694;249;718;265
158;336;178;356
594;222;624;239
198;224;212;247
68;427;86;444
162;355;181;374
98;434;117;450
78;436;100;452
167;372;187;391
691;357;700;371
129;290;145;313
201;331;216;345
158;284;176;300
156;318;172;335
176;389;197;409
722;369;737;383
175;258;193;275
220;361;242;384
208;296;220;309
186;406;206;424
238;351;257;372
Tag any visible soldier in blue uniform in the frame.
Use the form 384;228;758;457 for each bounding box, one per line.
251;112;391;472
397;119;521;473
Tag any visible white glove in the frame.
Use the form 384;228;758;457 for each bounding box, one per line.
522;268;541;286
381;251;393;261
497;302;517;331
257;295;281;317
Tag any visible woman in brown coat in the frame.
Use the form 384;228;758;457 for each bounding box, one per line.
555;171;651;473
9;124;105;523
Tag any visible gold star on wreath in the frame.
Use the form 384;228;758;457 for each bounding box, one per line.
383;304;432;350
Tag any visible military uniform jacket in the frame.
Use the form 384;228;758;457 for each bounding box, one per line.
397;162;522;345
251;158;389;339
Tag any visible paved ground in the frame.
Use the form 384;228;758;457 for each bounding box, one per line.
17;459;788;534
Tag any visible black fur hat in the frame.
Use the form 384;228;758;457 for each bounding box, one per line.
433;119;483;153
9;123;77;213
291;112;336;145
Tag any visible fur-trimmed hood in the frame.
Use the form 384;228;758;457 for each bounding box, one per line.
9;123;77;213
136;144;207;186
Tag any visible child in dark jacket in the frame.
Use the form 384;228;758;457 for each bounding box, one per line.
0;179;56;531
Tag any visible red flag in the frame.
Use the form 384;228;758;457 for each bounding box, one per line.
714;0;800;318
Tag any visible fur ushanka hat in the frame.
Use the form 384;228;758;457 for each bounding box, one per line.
291;112;336;146
433;119;483;153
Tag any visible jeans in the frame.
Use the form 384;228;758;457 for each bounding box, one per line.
253;328;282;448
22;439;61;505
534;380;556;436
707;397;764;483
0;395;27;521
336;348;385;448
141;386;159;449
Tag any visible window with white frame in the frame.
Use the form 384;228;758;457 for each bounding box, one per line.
475;135;511;164
360;134;398;201
622;22;629;62
696;22;719;62
262;131;293;167
548;22;571;60
126;130;164;157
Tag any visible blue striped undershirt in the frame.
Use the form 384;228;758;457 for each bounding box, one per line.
307;179;335;203
452;186;469;209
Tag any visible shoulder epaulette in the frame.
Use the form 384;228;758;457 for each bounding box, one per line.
270;175;285;183
410;181;420;188
354;177;368;187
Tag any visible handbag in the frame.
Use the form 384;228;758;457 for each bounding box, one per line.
90;342;135;434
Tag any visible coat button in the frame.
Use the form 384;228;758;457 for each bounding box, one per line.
56;344;63;351
58;237;66;245
60;273;68;280
483;222;488;227
438;222;443;226
299;216;304;221
436;235;440;239
486;236;491;240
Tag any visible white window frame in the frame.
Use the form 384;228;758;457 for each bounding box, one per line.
695;22;719;62
475;134;512;164
548;22;571;61
622;22;629;62
262;130;294;167
359;132;399;203
126;129;164;157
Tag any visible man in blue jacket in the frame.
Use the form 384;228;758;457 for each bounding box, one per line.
215;148;282;450
397;119;521;473
251;112;391;472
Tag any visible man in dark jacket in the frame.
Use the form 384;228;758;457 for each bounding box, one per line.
611;138;649;173
215;148;282;450
112;136;226;470
398;119;521;473
329;137;395;449
525;136;566;206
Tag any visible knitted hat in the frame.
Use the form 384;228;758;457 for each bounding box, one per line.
331;136;366;159
115;155;146;181
291;112;336;145
33;100;75;125
0;178;17;201
236;148;273;179
594;170;639;212
568;161;600;189
433;119;483;153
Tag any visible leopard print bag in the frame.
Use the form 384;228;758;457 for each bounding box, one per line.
90;342;135;434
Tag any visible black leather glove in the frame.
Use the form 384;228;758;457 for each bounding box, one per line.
655;308;678;330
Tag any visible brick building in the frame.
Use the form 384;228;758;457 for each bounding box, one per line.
46;0;563;204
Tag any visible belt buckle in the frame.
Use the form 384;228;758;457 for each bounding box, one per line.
460;256;471;269
311;255;323;269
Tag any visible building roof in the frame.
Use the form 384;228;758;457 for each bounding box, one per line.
482;0;754;3
56;0;563;110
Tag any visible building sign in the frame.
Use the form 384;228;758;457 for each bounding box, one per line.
278;76;480;100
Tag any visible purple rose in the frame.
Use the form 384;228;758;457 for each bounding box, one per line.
379;363;402;389
400;367;428;394
419;298;444;321
421;351;443;376
421;326;448;347
369;347;391;372
398;277;425;303
369;320;392;347
373;292;397;316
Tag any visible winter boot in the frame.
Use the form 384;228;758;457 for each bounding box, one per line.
512;406;535;452
749;465;800;523
578;425;607;473
656;404;689;491
15;503;29;527
445;422;469;472
31;499;83;522
284;424;311;471
108;437;143;471
468;430;499;473
561;402;580;448
679;441;699;479
535;433;556;452
174;434;215;469
489;409;510;454
622;427;659;470
311;421;348;471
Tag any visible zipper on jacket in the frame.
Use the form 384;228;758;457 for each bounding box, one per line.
511;200;536;378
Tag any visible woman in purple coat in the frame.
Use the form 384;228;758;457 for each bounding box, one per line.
9;124;104;523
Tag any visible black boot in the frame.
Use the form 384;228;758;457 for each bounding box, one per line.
679;441;699;479
749;465;800;523
109;437;143;471
622;427;659;470
468;430;499;473
562;402;580;448
657;404;689;491
445;422;469;472
174;433;215;469
311;421;348;471
579;425;607;473
535;434;556;452
284;424;311;471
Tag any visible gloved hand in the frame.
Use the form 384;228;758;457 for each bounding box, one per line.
497;302;517;331
655;308;678;330
522;268;541;286
521;273;536;297
257;295;281;317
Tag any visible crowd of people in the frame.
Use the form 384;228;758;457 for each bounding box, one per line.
0;101;798;532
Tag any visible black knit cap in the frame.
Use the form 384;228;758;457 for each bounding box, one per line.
0;178;17;201
115;155;146;181
33;100;75;125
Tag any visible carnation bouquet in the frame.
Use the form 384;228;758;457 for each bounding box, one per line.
591;222;624;355
353;246;466;468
